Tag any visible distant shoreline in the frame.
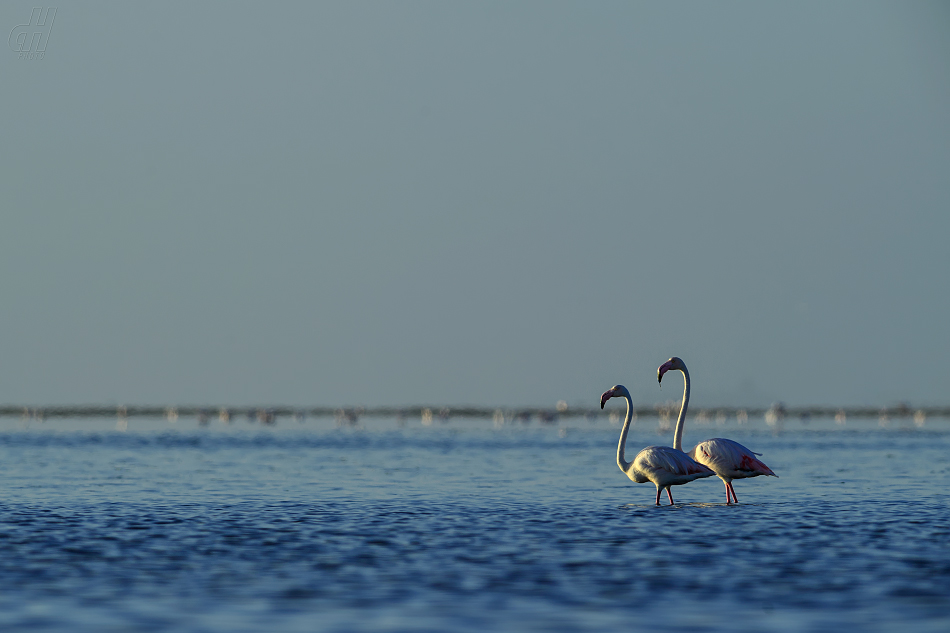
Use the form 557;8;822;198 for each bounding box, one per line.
3;404;947;422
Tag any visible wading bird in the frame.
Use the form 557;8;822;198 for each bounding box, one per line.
657;357;777;504
601;385;714;505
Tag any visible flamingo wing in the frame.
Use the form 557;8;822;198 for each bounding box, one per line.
689;438;776;479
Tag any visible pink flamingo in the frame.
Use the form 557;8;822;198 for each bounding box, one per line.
657;357;777;504
601;385;715;505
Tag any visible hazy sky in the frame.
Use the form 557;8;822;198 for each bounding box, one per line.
2;1;948;408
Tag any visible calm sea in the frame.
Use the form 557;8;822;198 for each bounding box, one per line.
0;416;947;632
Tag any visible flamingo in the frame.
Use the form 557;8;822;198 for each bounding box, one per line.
657;357;777;504
601;385;715;505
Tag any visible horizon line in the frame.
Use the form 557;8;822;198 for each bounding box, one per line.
3;403;948;422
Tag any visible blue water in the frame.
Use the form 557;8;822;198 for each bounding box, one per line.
0;417;947;632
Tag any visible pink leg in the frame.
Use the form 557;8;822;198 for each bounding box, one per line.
666;488;675;505
655;488;661;506
724;481;732;504
728;482;739;504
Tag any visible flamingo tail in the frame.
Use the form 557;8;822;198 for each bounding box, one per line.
739;453;776;477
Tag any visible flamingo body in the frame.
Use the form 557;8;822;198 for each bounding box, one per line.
628;445;715;487
687;437;776;483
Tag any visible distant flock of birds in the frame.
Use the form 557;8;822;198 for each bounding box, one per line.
602;357;776;505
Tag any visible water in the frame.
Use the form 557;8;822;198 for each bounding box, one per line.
0;417;947;632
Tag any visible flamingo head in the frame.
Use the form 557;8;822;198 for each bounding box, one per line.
600;385;630;409
657;357;686;384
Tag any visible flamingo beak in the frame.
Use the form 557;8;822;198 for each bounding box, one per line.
600;390;613;409
657;361;673;384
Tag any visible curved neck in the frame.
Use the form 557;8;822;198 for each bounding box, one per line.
617;394;634;472
672;368;690;451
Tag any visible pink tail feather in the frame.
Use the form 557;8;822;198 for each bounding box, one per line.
739;453;776;477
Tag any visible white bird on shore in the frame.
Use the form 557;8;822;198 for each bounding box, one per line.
601;385;714;505
657;357;777;504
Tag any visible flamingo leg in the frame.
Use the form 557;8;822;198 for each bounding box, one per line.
724;480;732;504
728;482;739;504
655;488;661;506
666;487;675;505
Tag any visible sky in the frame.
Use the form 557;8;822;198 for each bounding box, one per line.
1;1;948;408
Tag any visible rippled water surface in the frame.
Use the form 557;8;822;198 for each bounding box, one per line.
0;417;947;632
